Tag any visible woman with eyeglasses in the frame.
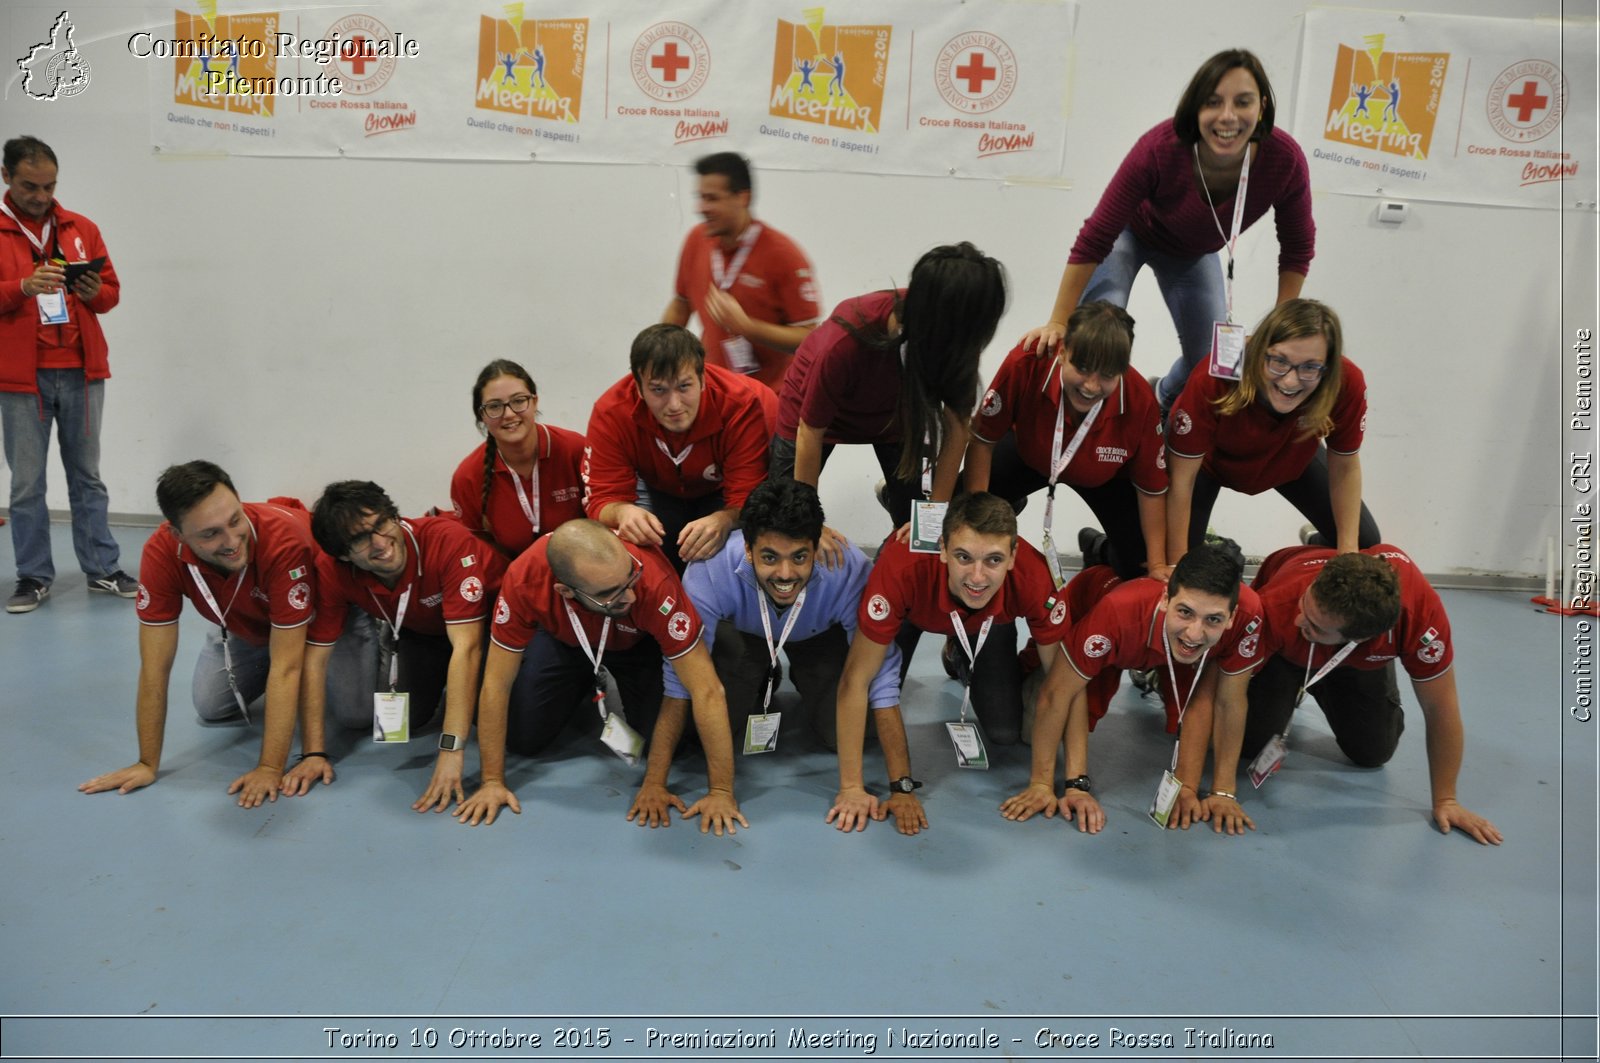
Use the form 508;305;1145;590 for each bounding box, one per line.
450;359;587;559
1164;299;1379;563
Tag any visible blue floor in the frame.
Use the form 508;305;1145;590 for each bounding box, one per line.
0;523;1594;1062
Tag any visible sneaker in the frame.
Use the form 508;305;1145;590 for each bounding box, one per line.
1130;667;1160;697
1077;526;1107;569
873;478;892;517
88;570;139;598
940;635;962;680
1298;523;1318;547
6;578;50;614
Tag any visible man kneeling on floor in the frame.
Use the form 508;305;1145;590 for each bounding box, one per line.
79;461;362;807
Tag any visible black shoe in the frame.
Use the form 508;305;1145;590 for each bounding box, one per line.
1077;527;1107;569
940;636;962;680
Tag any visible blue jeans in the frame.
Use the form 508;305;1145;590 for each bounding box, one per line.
1082;228;1227;408
1;370;122;584
192;612;382;725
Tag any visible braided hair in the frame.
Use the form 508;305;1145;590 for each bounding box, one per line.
471;359;539;541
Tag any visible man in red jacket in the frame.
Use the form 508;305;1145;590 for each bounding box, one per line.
1;135;132;613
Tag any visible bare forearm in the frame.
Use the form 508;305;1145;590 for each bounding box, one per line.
1328;453;1363;553
1137;490;1168;571
873;706;913;782
794;423;825;487
1047;261;1097;327
1275;270;1307;304
643;695;691;788
260;663;302;774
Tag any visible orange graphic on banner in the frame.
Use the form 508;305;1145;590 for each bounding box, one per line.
1321;34;1448;160
475;11;586;123
172;8;278;117
769;10;889;134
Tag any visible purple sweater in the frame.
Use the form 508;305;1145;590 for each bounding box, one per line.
1069;120;1315;276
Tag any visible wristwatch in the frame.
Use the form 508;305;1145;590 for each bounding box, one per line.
1062;774;1093;793
890;775;923;794
438;733;465;752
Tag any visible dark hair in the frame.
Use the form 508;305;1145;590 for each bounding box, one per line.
695;152;752;197
311;480;400;557
1310;553;1401;641
471;359;539;539
739;478;824;546
156;460;236;528
1172;49;1276;144
1167;541;1243;611
942;491;1017;545
1214;298;1345;441
1064;301;1135;379
836;243;1007;481
3;135;57;173
630;323;705;385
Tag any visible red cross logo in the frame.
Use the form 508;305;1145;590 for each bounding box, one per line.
955;51;997;94
340;36;375;76
1506;80;1549;123
652;41;690;83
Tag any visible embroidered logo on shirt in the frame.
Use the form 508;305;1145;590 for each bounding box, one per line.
1172;411;1193;436
1083;634;1113;658
460;577;484;603
659;595;676;616
460;554;476;568
1049;600;1068;626
288;567;307;580
136;584;150;610
667;611;692;641
980;388;1002;417
494;597;511;626
703;463;722;482
1094;446;1128;464
867;594;891;622
1238;633;1260;659
287;582;311;610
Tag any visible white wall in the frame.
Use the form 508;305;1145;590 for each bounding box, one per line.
1;0;1592;578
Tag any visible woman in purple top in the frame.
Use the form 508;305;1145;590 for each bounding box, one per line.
1023;49;1315;409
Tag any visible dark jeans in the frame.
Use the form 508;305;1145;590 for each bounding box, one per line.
710;620;850;750
984;432;1150;580
636;487;725;574
895;618;1023;745
505;631;664;756
1187;446;1381;551
1242;654;1405;768
768;433;920;530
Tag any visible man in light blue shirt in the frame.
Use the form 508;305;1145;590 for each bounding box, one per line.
653;478;899;763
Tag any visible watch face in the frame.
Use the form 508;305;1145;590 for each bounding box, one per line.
438;733;462;751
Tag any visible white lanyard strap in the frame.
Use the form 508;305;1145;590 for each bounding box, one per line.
655;438;695;468
1042;376;1104;557
506;456;541;536
563;600;613;717
1161;604;1210;771
0;201;52;259
1298;639;1358;706
187;563;251;723
757;587;808;709
710;222;761;290
947;613;994;722
1195;142;1252;323
367;585;414;691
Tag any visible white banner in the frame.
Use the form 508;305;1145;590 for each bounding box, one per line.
1292;8;1594;209
137;0;1076;178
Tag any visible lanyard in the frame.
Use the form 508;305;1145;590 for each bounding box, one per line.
1297;639;1358;707
505;455;541;536
1160;604;1210;770
898;342;936;496
756;587;808;710
0;200;54;260
710;222;762;290
364;523;421;691
187;562;252;723
1042;369;1104;571
947;613;994;722
563;601;613;718
1195;141;1253;324
655;438;695;468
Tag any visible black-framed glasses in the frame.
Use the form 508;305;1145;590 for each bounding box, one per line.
1264;353;1326;382
347;516;399;556
574;557;643;611
478;393;534;420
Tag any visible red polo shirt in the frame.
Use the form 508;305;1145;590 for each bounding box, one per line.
450;423;588;558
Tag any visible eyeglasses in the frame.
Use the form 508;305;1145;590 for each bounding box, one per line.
478;393;534;420
346;516;399;556
1264;353;1326;382
574;557;643;611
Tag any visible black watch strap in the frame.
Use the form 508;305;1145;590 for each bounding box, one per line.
891;775;923;794
1063;774;1093;793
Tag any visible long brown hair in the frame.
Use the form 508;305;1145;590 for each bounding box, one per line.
1214;299;1345;441
471;359;539;537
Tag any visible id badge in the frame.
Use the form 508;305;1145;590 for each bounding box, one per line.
1249;733;1288;788
1208;322;1246;380
37;289;69;325
743;712;781;754
722;336;759;374
909;501;948;554
373;691;410;743
599;713;644;765
1040;527;1066;590
1148;768;1183;827
946;721;989;770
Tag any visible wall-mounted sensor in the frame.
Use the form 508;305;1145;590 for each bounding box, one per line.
1376;200;1408;225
